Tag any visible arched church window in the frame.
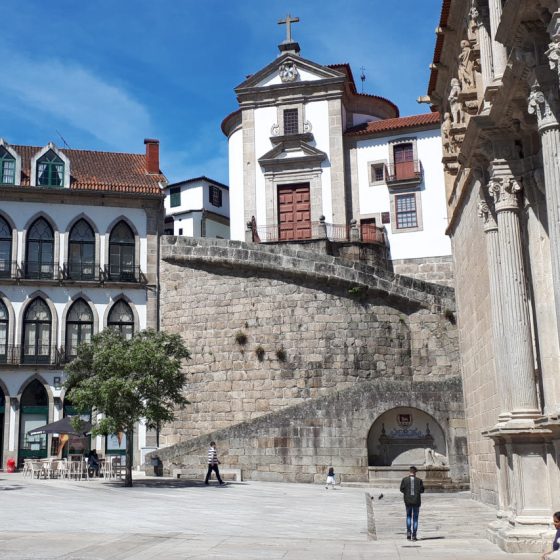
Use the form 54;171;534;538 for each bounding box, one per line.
22;298;52;364
0;216;12;278
107;300;134;340
108;221;135;281
26;218;54;279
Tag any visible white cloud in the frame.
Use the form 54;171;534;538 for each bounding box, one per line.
0;53;152;149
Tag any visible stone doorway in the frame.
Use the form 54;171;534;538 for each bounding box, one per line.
277;183;311;241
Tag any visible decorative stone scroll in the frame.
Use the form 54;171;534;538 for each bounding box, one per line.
488;176;522;212
528;84;560;132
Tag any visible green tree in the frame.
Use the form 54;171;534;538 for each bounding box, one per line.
64;328;190;487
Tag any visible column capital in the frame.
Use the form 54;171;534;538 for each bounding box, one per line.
488;174;523;212
528;83;560;132
478;197;498;232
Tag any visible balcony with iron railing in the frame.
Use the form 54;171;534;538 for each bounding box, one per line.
0;259;145;284
0;345;63;366
250;217;386;246
385;160;423;186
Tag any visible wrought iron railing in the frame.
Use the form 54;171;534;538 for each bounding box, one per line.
23;261;58;280
385;160;423;184
250;218;386;245
62;262;101;282
0;259;18;279
0;345;62;366
104;265;144;283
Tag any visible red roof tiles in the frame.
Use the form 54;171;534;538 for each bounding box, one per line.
10;145;165;196
345;112;441;137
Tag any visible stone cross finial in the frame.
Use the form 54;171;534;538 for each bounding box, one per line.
278;14;300;43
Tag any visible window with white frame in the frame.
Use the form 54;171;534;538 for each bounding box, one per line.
0;147;15;185
395;193;418;229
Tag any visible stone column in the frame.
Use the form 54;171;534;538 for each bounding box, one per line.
487;0;507;79
488;164;540;419
472;2;494;91
530;73;560;350
477;186;511;421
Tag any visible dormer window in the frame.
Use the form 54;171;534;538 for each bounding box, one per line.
37;150;64;187
0;147;15;185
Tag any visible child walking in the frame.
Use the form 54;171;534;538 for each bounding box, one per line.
325;466;336;489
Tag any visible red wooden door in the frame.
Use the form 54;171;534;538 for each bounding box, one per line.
278;184;311;241
394;143;415;180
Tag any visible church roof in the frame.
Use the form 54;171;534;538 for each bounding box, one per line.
345;112;441;137
8;144;165;195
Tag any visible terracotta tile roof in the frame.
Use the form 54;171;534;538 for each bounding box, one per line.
428;0;452;95
10;144;165;196
345;112;441;137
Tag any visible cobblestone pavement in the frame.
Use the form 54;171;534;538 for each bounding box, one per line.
0;474;536;559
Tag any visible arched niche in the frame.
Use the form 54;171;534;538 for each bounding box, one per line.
367;406;447;467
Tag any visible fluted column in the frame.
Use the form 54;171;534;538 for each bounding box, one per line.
488;0;507;79
530;72;560;344
478;186;511;421
472;2;494;91
488;165;540;419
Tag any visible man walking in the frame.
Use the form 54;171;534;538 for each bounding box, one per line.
399;465;424;541
205;441;224;485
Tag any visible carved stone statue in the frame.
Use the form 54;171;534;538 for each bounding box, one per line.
468;3;480;44
458;40;474;89
441;112;455;155
448;78;463;125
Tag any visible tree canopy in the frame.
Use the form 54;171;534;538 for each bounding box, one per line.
64;328;190;486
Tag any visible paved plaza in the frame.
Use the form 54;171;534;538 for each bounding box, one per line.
0;474;536;559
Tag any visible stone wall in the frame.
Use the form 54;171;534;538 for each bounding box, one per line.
157;237;466;482
153;378;468;484
449;181;500;506
392;256;454;288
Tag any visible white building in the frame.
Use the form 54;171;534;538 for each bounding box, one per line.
221;31;451;282
163;177;229;239
0;137;164;468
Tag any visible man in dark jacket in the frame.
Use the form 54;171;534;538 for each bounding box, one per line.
399;466;425;541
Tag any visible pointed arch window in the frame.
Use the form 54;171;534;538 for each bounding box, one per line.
0;146;15;185
37;150;64;187
26;218;54;279
0;216;12;278
22;298;52;364
108;221;135;281
65;299;93;358
108;300;134;340
68;219;95;280
19;380;48;462
0;300;8;362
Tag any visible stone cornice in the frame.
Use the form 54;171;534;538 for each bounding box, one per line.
161;237;455;313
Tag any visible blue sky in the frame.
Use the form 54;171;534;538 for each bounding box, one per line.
1;1;441;184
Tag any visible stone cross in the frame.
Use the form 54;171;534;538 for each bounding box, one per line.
278;14;300;43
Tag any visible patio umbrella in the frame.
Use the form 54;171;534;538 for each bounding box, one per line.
28;417;91;437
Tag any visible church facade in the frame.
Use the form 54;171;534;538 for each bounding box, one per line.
221;30;453;285
428;0;560;552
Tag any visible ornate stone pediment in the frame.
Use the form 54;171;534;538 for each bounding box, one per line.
258;134;327;172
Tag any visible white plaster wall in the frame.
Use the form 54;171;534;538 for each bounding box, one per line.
355;128;451;260
305;100;332;220
228;128;244;241
164;184;203;214
205;219;230;239
1;201;148;271
254;106;277;227
203;184;230;218
351;113;382;126
173;214;195;237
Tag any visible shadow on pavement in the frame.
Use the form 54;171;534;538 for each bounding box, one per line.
100;478;245;489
